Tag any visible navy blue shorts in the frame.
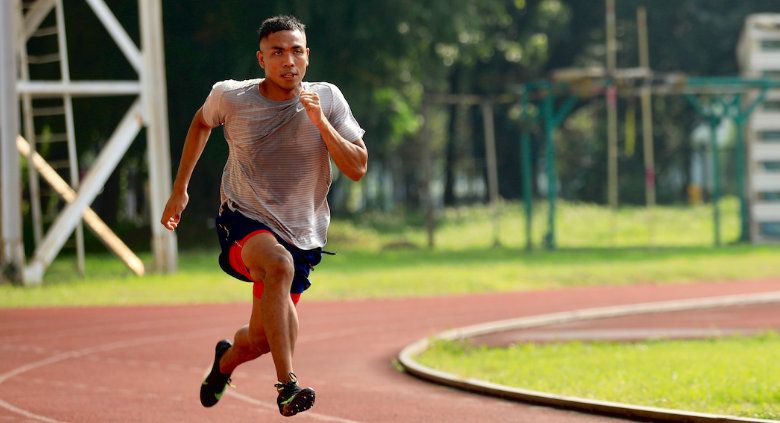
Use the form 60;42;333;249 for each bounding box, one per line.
214;204;323;295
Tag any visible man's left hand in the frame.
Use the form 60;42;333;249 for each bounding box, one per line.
300;91;324;127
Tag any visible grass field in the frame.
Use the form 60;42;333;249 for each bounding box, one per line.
1;199;779;307
416;333;780;419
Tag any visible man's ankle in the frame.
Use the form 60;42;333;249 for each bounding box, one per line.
278;371;298;385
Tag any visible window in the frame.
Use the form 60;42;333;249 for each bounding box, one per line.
762;161;780;172
758;130;780;141
759;221;780;238
762;70;780;79
761;39;780;51
762;100;780;111
758;191;780;201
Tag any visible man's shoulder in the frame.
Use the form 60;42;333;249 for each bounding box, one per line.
305;82;346;103
211;78;261;96
305;81;339;94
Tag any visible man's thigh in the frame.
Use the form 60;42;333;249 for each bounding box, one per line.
241;231;294;282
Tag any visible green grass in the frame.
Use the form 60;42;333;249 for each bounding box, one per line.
1;199;779;307
366;198;743;250
2;243;779;307
416;333;780;419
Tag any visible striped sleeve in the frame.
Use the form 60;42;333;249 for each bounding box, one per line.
200;81;226;128
326;84;365;143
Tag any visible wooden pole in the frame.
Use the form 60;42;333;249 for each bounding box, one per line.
24;102;143;283
421;101;436;249
638;6;656;247
481;101;501;247
606;0;619;210
638;7;656;209
17;135;145;276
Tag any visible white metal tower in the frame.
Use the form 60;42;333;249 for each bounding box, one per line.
1;0;177;284
738;14;780;243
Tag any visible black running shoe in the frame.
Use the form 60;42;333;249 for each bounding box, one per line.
275;372;315;417
200;339;233;407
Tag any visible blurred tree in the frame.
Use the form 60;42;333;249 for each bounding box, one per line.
54;0;780;248
550;0;780;204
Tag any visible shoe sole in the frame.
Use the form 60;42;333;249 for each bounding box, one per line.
280;388;315;417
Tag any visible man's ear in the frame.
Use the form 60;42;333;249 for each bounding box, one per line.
256;50;265;69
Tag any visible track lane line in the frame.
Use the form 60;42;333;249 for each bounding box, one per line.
0;324;367;422
227;390;363;423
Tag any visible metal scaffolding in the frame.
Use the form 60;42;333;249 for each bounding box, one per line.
1;0;177;285
519;75;780;250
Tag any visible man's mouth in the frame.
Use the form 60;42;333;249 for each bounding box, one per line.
281;72;297;80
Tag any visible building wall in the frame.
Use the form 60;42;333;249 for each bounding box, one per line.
738;14;780;242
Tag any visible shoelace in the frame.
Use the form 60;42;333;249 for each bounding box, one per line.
275;372;298;392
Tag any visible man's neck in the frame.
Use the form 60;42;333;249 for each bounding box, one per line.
259;79;301;101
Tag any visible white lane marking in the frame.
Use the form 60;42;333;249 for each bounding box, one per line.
0;323;367;423
0;399;62;423
1;314;239;343
227;390;362;423
399;291;780;423
0;331;212;422
0;332;201;385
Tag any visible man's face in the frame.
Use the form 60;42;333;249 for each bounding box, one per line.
257;29;309;91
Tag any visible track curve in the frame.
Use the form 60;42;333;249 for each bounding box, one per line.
1;279;778;422
398;292;780;423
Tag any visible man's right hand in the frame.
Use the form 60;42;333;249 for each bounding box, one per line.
160;190;189;231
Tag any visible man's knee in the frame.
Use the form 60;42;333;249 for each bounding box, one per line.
256;253;294;287
242;242;294;285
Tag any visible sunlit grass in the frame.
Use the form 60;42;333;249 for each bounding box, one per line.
416;332;780;420
1;199;778;307
428;198;739;250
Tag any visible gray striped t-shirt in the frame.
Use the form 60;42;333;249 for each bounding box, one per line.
201;78;365;249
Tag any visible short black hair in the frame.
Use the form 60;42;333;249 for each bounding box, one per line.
257;15;306;44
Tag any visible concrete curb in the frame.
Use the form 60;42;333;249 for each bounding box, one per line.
398;291;780;423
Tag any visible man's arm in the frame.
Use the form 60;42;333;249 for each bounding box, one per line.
160;107;213;231
300;91;367;181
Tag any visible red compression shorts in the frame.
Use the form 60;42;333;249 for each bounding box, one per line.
227;230;302;305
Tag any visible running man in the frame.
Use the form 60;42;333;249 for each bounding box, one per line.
160;15;367;417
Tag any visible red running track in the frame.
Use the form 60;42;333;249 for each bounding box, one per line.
1;279;778;423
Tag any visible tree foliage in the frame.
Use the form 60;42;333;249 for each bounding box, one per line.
51;0;780;241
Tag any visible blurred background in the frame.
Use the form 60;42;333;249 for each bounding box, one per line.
9;0;780;261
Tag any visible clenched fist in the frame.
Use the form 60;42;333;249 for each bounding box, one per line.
299;91;325;127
